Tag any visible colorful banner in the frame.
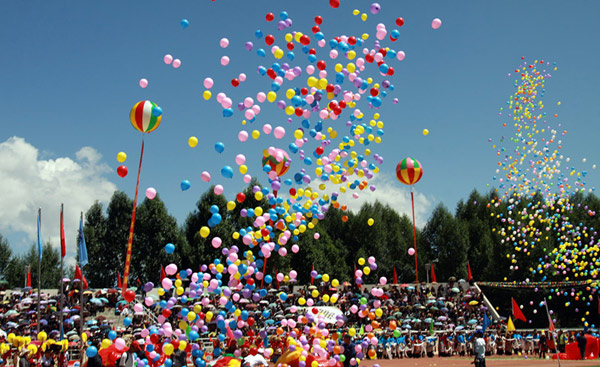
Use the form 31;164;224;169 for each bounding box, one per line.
297;306;344;324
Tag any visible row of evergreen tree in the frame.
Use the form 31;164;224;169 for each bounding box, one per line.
2;184;600;291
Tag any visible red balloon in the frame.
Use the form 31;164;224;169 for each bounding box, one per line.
236;192;246;203
315;147;324;156
300;35;311;45
396;17;405;27
265;34;275;46
314;16;323;25
348;36;356;45
247;317;255;327
312;26;320;34
124;290;136;303
162;309;172;318
266;13;274;22
150;334;159;344
329;0;340;9
231;79;239;87
117;165;128;178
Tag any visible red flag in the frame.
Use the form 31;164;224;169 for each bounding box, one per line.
274;267;280;289
512;297;527;322
117;272;122;288
548;311;555;333
311;264;315;285
431;264;437;283
393;265;398;285
27;269;31;288
74;265;88;289
60;205;66;258
161;265;166;282
467;262;473;281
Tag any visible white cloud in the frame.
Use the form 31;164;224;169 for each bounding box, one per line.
332;174;434;227
0;137;117;262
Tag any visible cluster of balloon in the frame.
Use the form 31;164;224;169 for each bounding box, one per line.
489;59;597;327
116;4;448;367
0;332;69;359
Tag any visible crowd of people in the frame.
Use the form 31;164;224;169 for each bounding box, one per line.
0;277;594;367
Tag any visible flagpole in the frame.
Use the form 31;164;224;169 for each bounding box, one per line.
59;204;64;340
37;208;42;335
544;297;561;367
80;212;84;338
410;186;419;294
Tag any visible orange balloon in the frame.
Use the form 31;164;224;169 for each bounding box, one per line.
389;321;397;330
368;350;376;358
342;215;348;222
368;312;376;320
276;328;284;335
371;321;380;329
367;333;374;339
333;346;341;355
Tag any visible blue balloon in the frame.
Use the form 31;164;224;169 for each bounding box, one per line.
180;19;189;29
108;330;117;340
86;346;98;358
188;331;199;341
152;106;162;117
123;317;132;327
214;142;225;153
180;180;191;191
222;108;233;117
165;243;175;254
264;275;273;284
221;166;233;179
164;359;173;367
210;205;220;214
211;213;222;225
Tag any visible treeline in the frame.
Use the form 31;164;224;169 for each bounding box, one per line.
2;186;600;292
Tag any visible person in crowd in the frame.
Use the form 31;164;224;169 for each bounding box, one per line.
473;330;486;367
576;330;587;360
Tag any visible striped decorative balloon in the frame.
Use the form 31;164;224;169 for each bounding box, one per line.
262;148;291;177
396;157;423;185
130;100;162;133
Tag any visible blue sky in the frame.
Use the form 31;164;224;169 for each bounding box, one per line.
1;0;599;260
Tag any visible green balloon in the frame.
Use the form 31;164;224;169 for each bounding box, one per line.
393;329;401;338
360;297;367;305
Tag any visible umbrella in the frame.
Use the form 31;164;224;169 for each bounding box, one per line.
437;316;447;321
99;297;109;303
468;319;478;325
86;320;98;325
455;326;465;331
434;322;443;326
21;298;33;304
89;298;102;305
423;318;433;323
451;288;460;293
402;324;412;329
265;320;275;325
5;310;18;316
386;316;396;320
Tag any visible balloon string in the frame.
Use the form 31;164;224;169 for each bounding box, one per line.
122;137;145;294
411;186;419;294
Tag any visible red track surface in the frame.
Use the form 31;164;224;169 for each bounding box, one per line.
359;357;600;367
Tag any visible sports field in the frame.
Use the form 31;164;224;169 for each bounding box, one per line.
359;357;599;367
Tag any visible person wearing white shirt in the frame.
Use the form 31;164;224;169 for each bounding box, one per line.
473;330;486;367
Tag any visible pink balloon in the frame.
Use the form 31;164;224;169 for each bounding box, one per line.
212;237;222;248
214;185;224;195
133;303;143;313
139;78;148;88
256;92;266;103
291;244;300;253
263;124;272;134
145;187;157;200
274;126;286;139
235;154;246;165
221;56;230;66
165;264;178;275
201;171;211;182
244;97;254;108
238;130;249;142
203;78;214;89
432;18;442;29
161;278;172;290
239;73;247;82
115;338;126;351
408;247;415;256
243;174;252;183
172;59;181;68
379;277;387;285
164;54;173;64
220;38;229;48
144;297;153;307
244;110;255;120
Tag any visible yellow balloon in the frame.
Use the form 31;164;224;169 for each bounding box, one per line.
311;290;319;298
367;218;374;226
163;343;174;356
174;279;182;287
178;341;187;351
423;129;429;136
200;226;210;238
206;311;213;321
363;266;371;275
375;308;383;317
227;201;236;211
267;91;277;103
187;311;196;321
176;287;184;295
157;288;165;296
117;152;127;163
358;258;365;266
331;279;339;287
298;297;306;306
348;328;356;336
37;331;47;342
252;130;260;139
203;91;212;100
188;136;198;147
101;339;112;350
322;274;330;282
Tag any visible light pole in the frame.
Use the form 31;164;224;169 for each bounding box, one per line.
425;263;431;284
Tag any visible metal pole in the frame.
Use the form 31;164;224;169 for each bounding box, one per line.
37;208;41;335
544;297;561;367
410;187;419;294
59;204;64;340
80;212;85;339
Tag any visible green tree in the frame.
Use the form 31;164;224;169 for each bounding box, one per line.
421;204;468;281
131;195;186;284
0;234;12;281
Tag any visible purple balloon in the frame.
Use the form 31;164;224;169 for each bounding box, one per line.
245;42;254;51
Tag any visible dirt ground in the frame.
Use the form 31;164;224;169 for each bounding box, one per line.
359;356;600;367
